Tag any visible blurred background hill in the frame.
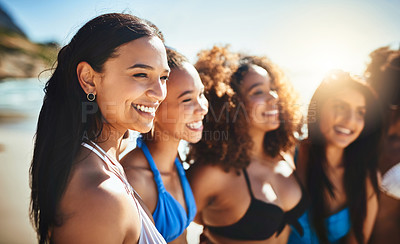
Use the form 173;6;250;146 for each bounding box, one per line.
0;4;58;80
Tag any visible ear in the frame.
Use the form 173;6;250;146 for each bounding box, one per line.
77;61;97;95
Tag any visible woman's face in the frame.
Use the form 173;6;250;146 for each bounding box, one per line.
319;88;366;149
155;62;208;143
95;36;170;133
241;65;280;133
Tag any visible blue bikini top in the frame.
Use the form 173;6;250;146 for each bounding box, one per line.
287;207;351;244
137;137;197;242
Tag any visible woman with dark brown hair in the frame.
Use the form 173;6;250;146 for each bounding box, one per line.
288;71;384;244
365;46;400;243
30;13;169;243
187;46;306;244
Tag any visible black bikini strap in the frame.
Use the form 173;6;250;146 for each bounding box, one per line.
242;168;254;198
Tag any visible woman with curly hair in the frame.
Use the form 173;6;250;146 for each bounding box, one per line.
288;71;384;244
187;46;306;244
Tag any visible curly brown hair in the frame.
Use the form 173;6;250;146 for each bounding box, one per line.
186;45;302;172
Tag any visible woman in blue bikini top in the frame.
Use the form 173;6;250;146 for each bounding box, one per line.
288;71;384;244
121;47;208;243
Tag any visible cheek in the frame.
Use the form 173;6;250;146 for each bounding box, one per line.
355;120;365;135
181;104;196;120
247;100;264;115
319;111;335;133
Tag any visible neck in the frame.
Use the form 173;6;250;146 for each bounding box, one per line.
94;124;127;161
247;127;279;165
145;130;180;173
325;145;344;169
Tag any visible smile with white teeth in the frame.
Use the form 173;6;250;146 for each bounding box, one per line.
334;126;352;135
263;110;279;116
133;104;156;114
187;121;203;129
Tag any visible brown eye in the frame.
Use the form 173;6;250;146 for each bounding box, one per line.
357;109;366;119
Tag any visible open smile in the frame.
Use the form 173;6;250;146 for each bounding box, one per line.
262;109;279;117
132;103;157;117
334;126;353;135
186;121;203;131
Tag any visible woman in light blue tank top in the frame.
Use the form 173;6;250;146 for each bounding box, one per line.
288;71;384;244
121;48;208;243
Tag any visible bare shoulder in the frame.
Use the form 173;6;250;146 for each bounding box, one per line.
121;147;149;169
53;147;140;243
366;173;378;200
120;147;154;186
187;163;231;184
187;163;236;197
120;147;157;212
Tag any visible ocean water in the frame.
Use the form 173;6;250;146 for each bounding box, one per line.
0;78;45;131
0;78;43;243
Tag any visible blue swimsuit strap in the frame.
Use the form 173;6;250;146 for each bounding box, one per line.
173;157;195;216
137;137;166;193
136;137;196;216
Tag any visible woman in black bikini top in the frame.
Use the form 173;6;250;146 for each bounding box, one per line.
187;46;306;244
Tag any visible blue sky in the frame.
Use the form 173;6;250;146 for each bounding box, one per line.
1;0;399;102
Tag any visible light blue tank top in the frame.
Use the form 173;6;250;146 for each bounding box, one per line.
137;137;197;242
288;208;351;244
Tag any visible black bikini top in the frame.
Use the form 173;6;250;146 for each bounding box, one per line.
206;168;307;241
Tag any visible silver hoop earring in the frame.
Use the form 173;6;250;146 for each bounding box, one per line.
87;93;95;101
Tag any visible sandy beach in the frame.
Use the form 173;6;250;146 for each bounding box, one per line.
0;117;38;243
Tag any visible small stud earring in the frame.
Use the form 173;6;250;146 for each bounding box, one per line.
87;93;95;101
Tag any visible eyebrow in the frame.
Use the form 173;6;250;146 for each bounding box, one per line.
128;63;170;72
334;99;366;109
246;82;264;93
178;90;194;99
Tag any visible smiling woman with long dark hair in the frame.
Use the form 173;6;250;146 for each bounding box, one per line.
30;13;169;243
288;71;384;244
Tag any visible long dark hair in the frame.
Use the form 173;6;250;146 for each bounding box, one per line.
306;71;383;243
30;13;163;244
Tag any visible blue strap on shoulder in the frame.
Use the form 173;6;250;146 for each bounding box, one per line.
136;136;197;242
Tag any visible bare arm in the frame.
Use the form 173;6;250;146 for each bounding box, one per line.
346;177;379;244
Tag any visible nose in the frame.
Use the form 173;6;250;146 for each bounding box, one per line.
195;96;209;116
342;109;362;126
147;78;167;102
267;90;278;104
